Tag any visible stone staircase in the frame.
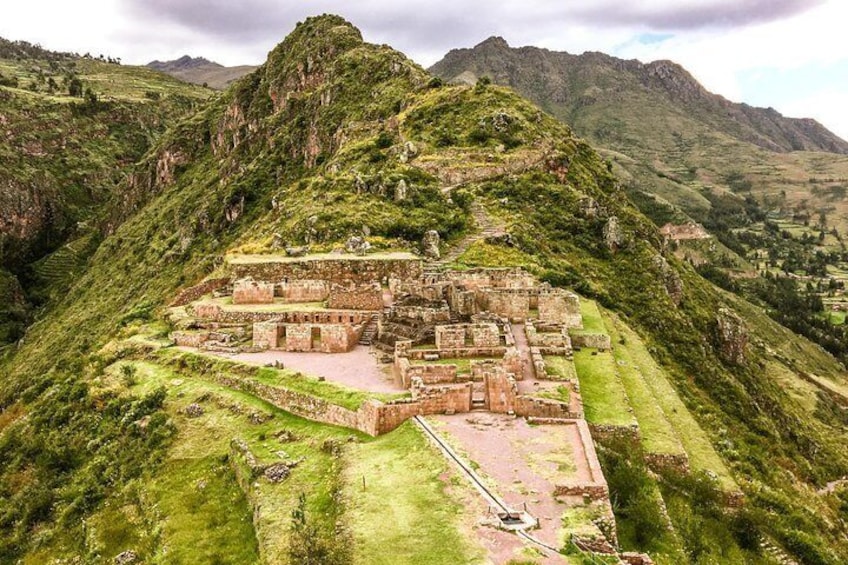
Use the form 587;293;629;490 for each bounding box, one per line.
358;312;380;346
439;200;507;264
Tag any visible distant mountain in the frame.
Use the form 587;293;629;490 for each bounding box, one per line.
430;37;848;240
147;55;256;89
432;37;848;155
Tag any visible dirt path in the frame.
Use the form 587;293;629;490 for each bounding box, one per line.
211;346;404;393
510;323;537;381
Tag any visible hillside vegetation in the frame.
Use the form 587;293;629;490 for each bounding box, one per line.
1;16;847;565
0;39;210;345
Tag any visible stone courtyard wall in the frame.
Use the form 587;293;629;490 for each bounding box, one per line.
252;322;280;349
412;379;473;414
327;283;383;310
232;279;275;304
484;290;530;322
514;396;581;419
230;257;422;286
402;363;458;385
435;325;467;349
278;280;329;302
538;290;582;327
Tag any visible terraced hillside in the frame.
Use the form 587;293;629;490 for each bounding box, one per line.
1;15;847;565
0;40;210;343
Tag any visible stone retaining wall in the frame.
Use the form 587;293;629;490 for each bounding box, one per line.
230;256;422;286
514;396;581;419
328;282;383;310
571;333;612;350
170;277;231;306
171;331;211;347
233;278;275;304
278;279;329;302
645;452;691;474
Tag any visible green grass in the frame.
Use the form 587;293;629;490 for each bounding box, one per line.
544;355;578;381
605;316;737;490
343;423;485;564
572;349;636;426
532;384;572;404
144;457;259;564
572;299;607;336
103;357;371;563
604;314;684;456
454;240;541;270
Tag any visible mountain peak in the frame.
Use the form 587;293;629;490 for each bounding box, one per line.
476;36;510;50
147;55;222;72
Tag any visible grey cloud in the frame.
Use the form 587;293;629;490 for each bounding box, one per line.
118;0;824;64
566;0;824;29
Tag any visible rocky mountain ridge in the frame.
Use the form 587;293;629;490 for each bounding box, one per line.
146;55;258;90
432;36;848;154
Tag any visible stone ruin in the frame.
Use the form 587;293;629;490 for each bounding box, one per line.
169;253;587;425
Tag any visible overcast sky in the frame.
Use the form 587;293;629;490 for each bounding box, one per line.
3;0;847;140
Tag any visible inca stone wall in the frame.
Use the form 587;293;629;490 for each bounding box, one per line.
538;290;582;327
171;277;231;307
484;290;530;322
171;331;211;347
327;282;383;310
252;322;281;349
435;325;467;349
233;278;275;304
278;279;329;302
230;256;422;286
411;378;473;413
571;333;612;350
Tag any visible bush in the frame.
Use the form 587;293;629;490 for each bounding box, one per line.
120;364;138;387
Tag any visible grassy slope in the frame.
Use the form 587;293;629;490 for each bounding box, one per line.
0;53;210;343
344;423;484;565
573;348;636;427
604;311;736;488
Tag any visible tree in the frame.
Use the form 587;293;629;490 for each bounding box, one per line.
287;492;349;565
67;76;83;97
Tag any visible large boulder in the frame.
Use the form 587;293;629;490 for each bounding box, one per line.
603;216;625;252
345;235;371;255
716;308;748;364
652;254;683;305
422;230;441;259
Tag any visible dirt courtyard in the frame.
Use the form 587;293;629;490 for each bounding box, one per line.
205;346;405;393
429;413;595;557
